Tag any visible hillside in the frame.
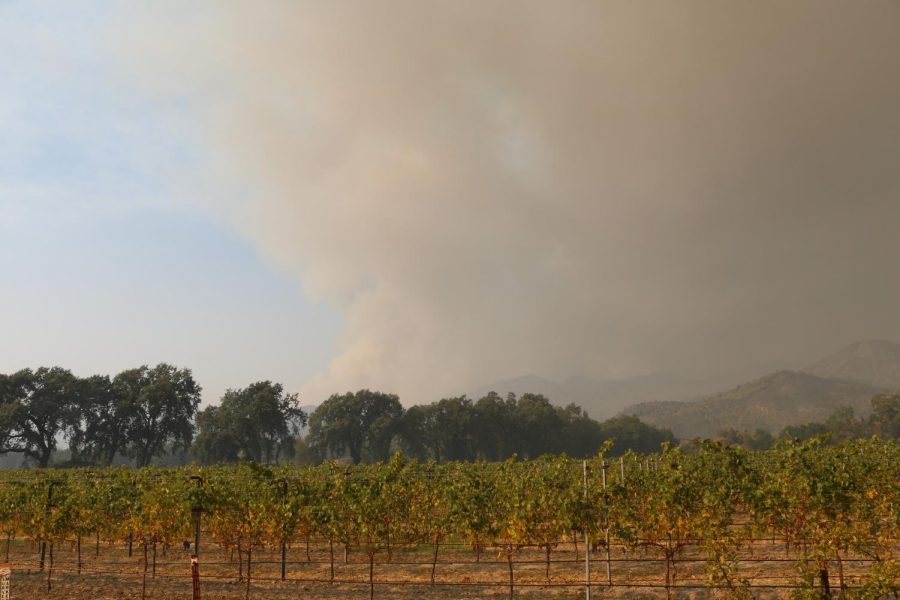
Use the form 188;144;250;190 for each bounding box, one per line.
803;340;900;390
465;372;721;421
624;370;884;439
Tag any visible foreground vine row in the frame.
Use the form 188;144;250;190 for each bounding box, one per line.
0;438;897;598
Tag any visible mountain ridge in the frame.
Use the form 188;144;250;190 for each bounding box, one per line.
463;361;799;421
463;339;900;437
623;370;885;439
464;371;716;421
803;339;900;390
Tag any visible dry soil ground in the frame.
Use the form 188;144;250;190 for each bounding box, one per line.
3;536;878;599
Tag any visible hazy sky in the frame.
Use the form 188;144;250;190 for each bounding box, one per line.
3;1;899;405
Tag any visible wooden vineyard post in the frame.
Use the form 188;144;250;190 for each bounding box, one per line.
46;542;53;592
39;482;55;571
142;541;148;600
191;555;201;600
0;564;10;600
279;479;287;582
190;476;204;559
583;460;591;600
602;461;611;586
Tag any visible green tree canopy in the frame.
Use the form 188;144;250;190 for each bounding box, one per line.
592;414;677;456
397;393;676;462
0;367;81;467
399;397;474;462
779;395;900;443
68;374;127;465
470;392;519;460
868;394;900;438
307;389;404;463
716;427;774;450
114;363;201;467
194;381;306;464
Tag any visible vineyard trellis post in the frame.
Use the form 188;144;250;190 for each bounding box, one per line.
39;481;56;571
190;476;203;559
191;555;201;600
279;478;287;581
583;460;590;600
602;460;611;586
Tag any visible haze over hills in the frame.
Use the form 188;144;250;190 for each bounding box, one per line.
464;362;796;422
621;340;900;438
623;370;885;439
803;340;900;390
465;373;706;421
466;340;900;437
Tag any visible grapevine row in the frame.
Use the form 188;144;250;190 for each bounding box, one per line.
0;438;897;598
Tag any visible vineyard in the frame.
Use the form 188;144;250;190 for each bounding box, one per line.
0;438;897;599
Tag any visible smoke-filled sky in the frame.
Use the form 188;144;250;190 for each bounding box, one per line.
3;1;900;405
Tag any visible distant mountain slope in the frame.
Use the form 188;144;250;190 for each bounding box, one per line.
803;340;900;390
624;370;884;439
466;372;723;421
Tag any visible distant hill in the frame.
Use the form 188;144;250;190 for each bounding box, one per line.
466;372;728;421
623;370;884;439
803;340;900;390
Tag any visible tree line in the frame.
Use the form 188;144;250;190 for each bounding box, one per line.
1;364;680;467
0;364;306;468
9;363;894;468
717;393;900;449
307;389;677;463
0;364;201;467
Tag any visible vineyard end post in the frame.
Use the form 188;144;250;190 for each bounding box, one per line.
583;460;590;600
191;554;201;600
602;460;611;586
0;564;10;600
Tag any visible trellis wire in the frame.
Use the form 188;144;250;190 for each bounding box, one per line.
3;539;887;598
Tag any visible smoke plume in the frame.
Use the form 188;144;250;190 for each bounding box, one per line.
117;1;900;403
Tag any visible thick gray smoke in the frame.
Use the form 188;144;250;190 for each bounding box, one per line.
118;1;900;403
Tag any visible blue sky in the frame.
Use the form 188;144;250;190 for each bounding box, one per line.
0;1;339;403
